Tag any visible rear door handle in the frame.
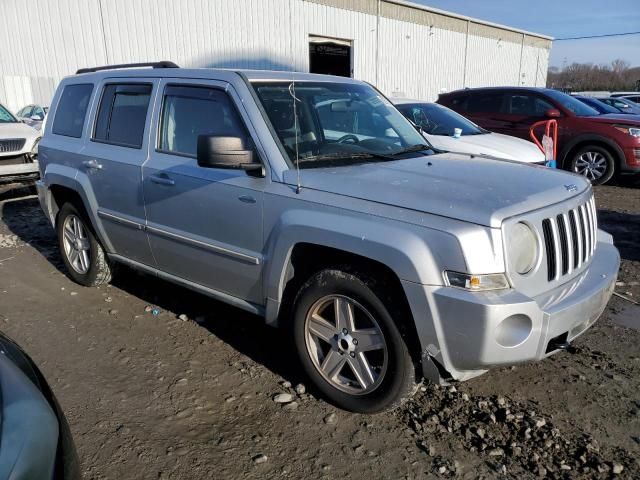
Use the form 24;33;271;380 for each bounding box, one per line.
82;159;102;170
149;174;175;186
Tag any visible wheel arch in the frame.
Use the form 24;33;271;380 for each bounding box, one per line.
559;134;624;171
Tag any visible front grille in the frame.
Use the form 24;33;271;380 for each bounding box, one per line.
541;195;597;282
0;138;26;153
634;148;640;161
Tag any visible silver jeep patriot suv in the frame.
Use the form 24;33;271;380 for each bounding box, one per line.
37;62;620;412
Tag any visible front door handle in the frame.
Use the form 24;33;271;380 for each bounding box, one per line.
82;159;102;170
149;174;175;186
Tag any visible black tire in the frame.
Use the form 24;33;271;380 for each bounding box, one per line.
292;268;416;413
56;202;112;287
569;145;615;185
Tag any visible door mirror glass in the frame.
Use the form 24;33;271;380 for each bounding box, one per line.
197;135;262;174
545;108;561;118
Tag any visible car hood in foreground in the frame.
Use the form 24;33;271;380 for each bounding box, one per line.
425;132;544;163
283;153;589;228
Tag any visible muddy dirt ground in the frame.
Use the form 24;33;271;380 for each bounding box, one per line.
0;179;638;480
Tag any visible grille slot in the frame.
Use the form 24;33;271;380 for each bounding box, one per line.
540;196;596;283
0;138;26;153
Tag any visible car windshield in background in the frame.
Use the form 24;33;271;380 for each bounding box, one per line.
0;104;17;123
545;90;599;117
397;103;486;136
251;81;430;167
576;97;619;114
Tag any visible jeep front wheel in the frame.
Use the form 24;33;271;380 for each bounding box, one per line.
57;203;112;287
292;269;416;413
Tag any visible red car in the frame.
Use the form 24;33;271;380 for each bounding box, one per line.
438;87;640;185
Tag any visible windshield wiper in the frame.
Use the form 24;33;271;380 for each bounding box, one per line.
296;152;394;164
387;144;432;156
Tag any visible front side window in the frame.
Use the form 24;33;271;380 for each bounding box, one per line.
0;104;18;123
94;84;152;148
159;85;248;157
52;84;94;137
505;94;553;116
397;103;486;136
252;81;429;168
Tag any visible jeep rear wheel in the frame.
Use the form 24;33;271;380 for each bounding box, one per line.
292;269;416;413
57;203;112;287
570;145;615;185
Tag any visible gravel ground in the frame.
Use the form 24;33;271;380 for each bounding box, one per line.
0;179;638;479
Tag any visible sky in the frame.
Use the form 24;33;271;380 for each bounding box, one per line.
412;0;640;68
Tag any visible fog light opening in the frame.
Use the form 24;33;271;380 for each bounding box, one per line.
495;314;533;348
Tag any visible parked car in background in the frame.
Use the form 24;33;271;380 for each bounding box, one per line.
598;97;640;115
438;87;640;185
0;102;40;181
16;104;49;130
36;64;620;412
610;92;640;103
0;331;80;479
393;99;545;164
573;95;625;115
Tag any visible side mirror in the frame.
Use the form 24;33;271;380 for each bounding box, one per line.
545;108;561;118
197;135;264;175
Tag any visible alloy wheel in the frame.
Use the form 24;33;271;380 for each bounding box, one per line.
304;294;388;395
574;151;607;181
62;214;91;274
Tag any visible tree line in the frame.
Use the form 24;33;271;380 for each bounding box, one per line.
547;59;640;92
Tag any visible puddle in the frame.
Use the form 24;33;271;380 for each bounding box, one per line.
610;304;640;331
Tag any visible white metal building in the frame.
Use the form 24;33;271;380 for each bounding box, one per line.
0;0;552;112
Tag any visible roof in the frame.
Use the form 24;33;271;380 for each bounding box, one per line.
72;66;362;84
439;86;555;97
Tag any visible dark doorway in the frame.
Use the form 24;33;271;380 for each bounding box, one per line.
309;40;352;77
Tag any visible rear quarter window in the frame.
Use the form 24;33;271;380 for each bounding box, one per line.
52;84;94;138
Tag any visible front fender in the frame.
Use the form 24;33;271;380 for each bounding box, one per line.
263;208;466;325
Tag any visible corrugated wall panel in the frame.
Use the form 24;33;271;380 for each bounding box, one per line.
0;0;550;112
378;18;467;100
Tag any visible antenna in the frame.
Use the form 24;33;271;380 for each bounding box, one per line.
289;79;302;194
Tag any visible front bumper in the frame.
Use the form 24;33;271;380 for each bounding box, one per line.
407;230;619;382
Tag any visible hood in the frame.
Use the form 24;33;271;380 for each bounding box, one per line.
0;122;40;141
425;132;544;163
284;153;589;228
583;114;640;125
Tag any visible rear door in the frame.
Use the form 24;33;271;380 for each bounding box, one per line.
81;78;157;266
462;91;508;134
142;79;265;304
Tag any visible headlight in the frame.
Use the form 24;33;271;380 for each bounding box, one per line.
31;137;41;156
444;271;510;291
509;222;538;274
614;125;640;137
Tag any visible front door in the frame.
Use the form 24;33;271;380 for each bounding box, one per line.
81;79;157;266
142;80;265;304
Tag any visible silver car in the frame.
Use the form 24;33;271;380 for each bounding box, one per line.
36;63;620;412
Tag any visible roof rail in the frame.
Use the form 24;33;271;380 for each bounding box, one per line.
76;61;179;75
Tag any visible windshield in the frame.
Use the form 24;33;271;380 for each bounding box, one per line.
545;90;599;117
577;97;619;114
396;102;485;136
0;104;17;123
252;81;431;167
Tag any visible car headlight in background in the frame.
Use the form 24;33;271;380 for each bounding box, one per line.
30;137;41;158
614;125;640;137
509;222;538;274
445;271;510;291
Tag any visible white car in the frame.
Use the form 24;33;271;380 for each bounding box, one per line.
393;99;545;164
16;104;48;131
0;103;40;179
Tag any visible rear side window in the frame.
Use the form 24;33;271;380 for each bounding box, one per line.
505;94;553;116
94;83;152;148
449;96;468;112
158;85;248;157
52;84;94;138
467;93;505;114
